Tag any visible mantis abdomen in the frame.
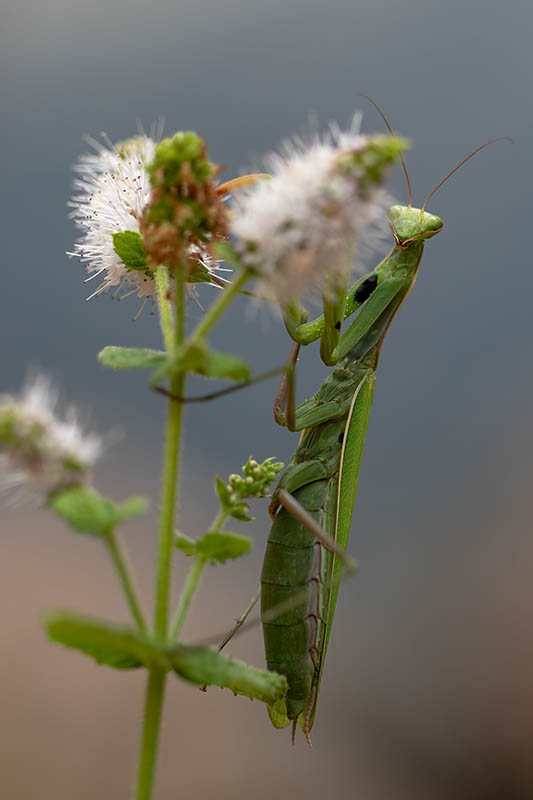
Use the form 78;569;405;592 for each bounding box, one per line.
261;356;377;731
261;476;336;722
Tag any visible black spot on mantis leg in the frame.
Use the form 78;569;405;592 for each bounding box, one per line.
353;274;378;304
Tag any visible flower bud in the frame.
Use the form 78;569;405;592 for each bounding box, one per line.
141;132;228;273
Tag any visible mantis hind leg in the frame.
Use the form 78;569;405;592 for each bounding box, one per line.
277;490;357;573
215;586;261;653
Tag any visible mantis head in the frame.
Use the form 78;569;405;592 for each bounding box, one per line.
387;205;443;246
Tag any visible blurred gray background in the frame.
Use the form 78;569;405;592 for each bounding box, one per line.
1;0;532;797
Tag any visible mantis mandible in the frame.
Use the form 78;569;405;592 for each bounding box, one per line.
260;124;509;744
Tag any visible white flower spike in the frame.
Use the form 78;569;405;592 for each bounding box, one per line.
230;117;406;306
68;134;225;313
0;376;101;498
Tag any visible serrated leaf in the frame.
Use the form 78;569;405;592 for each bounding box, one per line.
44;612;150;669
171;646;287;705
112;496;148;525
215;475;231;509
112;230;151;275
174;532;198;557
99;346;167;371
50;486;116;536
44;612;287;705
229;502;253;522
195;531;252;564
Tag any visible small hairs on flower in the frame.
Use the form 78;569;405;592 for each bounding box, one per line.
68;132;227;314
230;117;408;306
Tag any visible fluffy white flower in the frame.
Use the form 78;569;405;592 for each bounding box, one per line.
68;134;225;313
0;376;101;497
230;118;390;306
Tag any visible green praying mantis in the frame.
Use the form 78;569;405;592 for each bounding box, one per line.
258;126;510;744
177;115;509;744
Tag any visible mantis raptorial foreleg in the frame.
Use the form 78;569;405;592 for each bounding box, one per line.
282;269;379;345
273;342;300;431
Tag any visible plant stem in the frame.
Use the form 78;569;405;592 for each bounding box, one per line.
134;668;166;800
135;267;187;800
169;556;206;641
152;376;184;637
153;267;186;638
169;507;228;641
155;266;175;355
104;529;147;633
189;267;250;343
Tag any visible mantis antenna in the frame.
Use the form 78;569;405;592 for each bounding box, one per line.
422;136;513;209
359;93;413;207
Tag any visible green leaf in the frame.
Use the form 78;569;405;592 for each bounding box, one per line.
195;531;252;564
50;486;116;536
174;532;198;557
153;341;251;384
44;612;287;705
50;487;148;535
112;230;151;275
175;342;250;382
44;612;150;669
198;348;249;381
99;346;167;371
112;496;149;525
174;530;252;563
215;475;231;509
171;646;287;705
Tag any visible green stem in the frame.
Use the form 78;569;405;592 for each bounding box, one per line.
153;266;186;638
104;529;147;633
152;375;184;638
169;556;206;641
155;266;175;355
189;267;250;343
135;267;187;800
169;508;227;641
134;668;166;800
211;508;227;531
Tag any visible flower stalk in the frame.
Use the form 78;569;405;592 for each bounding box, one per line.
103;528;147;633
135;266;187;800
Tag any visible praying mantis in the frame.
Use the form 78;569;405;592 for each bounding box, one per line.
258;127;510;743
